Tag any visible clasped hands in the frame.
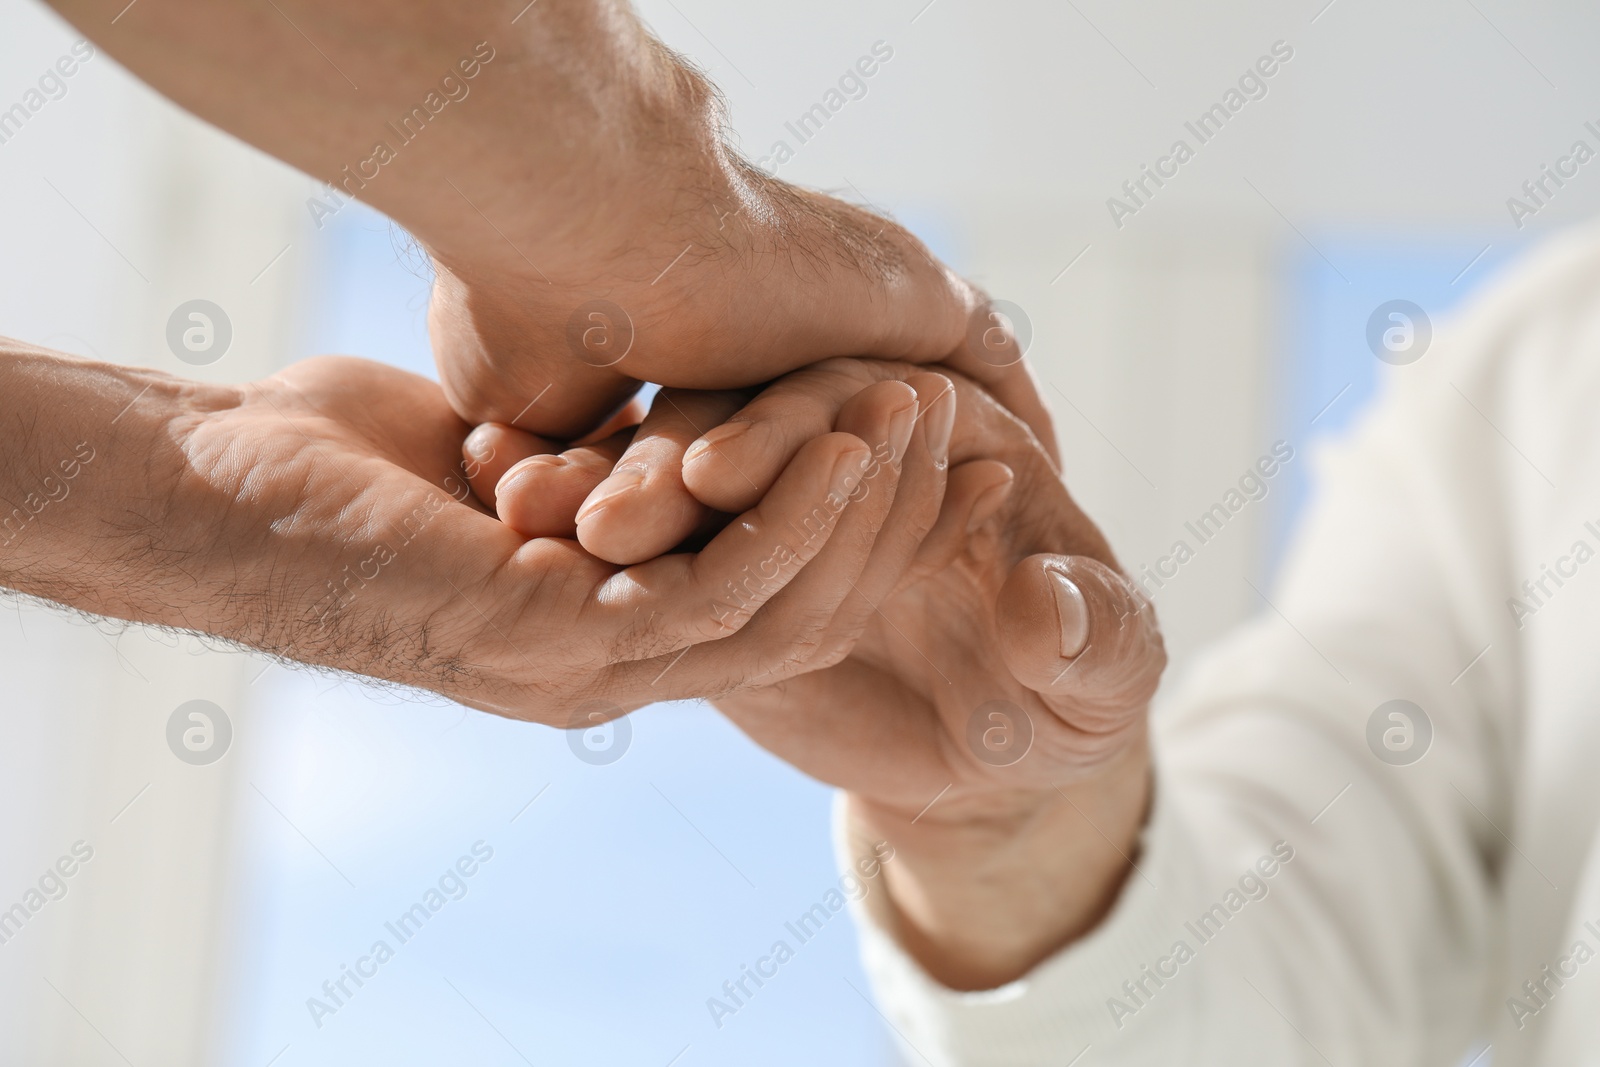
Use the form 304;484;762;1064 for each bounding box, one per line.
215;329;1163;988
32;0;1167;990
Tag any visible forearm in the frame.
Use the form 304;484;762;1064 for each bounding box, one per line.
47;0;724;269
0;342;495;698
0;340;231;626
847;742;1151;991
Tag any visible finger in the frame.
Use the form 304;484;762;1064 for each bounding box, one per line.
461;423;563;509
495;429;634;539
907;458;1015;579
939;295;1061;466
680;360;1045;520
643;375;943;690
573;394;648;446
598;382;920;698
572;430;874;667
799;373;952;659
574;388;749;565
430;265;644;440
996;554;1166;734
680;360;881;514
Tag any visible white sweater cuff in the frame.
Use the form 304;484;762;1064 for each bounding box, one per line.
835;780;1195;1065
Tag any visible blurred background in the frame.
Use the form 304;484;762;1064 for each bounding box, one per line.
0;0;1595;1062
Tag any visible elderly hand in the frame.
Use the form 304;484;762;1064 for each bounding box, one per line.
475;359;1167;988
0;343;954;727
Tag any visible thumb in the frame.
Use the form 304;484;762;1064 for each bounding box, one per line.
995;554;1166;734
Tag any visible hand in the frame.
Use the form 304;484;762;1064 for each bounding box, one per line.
1;340;961;724
710;372;1167;991
159;355;956;723
476;360;1167;987
429;161;1055;445
48;0;1054;446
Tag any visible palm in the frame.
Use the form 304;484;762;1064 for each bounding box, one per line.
179;356;928;725
172;357;541;696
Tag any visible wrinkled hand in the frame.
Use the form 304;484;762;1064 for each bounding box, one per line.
168;356;948;724
471;359;1167;987
471;359;1162;795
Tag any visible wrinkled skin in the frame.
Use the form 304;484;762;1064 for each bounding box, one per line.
167;355;954;725
473;358;1167;814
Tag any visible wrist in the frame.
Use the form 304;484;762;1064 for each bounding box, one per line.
847;743;1151;990
421;19;738;278
0;343;236;623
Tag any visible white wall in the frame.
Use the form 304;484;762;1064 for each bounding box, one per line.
0;3;304;1062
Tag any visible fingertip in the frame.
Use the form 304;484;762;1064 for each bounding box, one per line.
682;419;772;513
836;380;919;472
996;554;1165;713
495;455;581;538
462;422;560;508
821;430;874;493
464;423;498;463
684;419;752;466
575;466;712;566
494;427;634;539
907;372;955;468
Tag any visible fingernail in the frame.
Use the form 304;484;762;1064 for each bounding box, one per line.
966;478;1014;535
497;453;566;497
831;442;872;493
1048;568;1090;659
576;466;645;523
684;421;751;466
888;399;917;463
464;425;496;460
923;388;955;468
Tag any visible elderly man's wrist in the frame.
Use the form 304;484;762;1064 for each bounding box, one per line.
846;745;1151;990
